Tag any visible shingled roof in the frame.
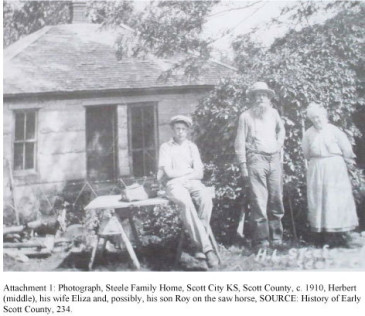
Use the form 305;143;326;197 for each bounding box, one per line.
4;23;235;96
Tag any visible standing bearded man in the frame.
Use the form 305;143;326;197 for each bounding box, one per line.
235;82;286;249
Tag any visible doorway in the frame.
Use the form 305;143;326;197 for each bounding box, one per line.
86;106;118;181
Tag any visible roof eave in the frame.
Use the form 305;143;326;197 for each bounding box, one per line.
3;84;216;101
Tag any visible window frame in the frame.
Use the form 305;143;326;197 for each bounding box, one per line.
127;102;159;178
13;109;38;173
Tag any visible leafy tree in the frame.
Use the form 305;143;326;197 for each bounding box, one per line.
96;1;364;242
113;0;217;57
86;0;135;25
103;0;364;242
101;0;219;79
104;1;361;77
195;5;365;242
3;1;72;47
3;1;136;48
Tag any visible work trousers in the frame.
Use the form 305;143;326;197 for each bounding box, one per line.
166;180;213;253
247;152;285;244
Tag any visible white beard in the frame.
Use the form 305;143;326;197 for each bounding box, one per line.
252;102;270;119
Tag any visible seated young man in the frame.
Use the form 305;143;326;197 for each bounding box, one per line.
158;115;219;268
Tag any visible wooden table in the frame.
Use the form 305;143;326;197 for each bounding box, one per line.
84;195;169;270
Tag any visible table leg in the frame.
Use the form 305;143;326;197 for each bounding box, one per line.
128;214;142;249
117;219;141;270
101;238;108;256
88;236;100;271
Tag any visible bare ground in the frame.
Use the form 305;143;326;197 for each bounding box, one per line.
3;232;365;272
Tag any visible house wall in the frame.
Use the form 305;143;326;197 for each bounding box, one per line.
3;88;210;222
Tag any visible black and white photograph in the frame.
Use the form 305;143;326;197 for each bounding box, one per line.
2;0;365;275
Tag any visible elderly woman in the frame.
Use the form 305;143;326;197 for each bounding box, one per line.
301;103;358;246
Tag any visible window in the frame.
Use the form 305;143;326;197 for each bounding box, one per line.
13;111;37;171
128;103;158;177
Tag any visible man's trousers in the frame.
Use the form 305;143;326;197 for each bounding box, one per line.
247;152;285;244
166;180;213;253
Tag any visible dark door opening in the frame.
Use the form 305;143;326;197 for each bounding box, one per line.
86;106;118;181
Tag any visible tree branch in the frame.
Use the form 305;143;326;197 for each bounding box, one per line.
208;2;267;45
208;1;263;18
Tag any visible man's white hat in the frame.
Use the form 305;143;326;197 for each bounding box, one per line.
247;82;275;99
169;115;193;128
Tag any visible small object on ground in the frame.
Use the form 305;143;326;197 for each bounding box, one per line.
194;251;206;260
105;241;120;253
3;233;22;243
3;242;46;249
70;244;87;253
179;252;208;271
4;249;29;263
62;224;86;241
54;237;73;245
26;217;59;235
27;219;43;230
5;248;52;259
3;225;25;235
206;250;219;268
21;249;52;259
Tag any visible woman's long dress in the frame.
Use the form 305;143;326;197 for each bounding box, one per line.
301;124;358;232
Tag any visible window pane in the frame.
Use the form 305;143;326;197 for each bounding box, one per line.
15;112;25;141
26;112;36;140
14;143;24;170
131;107;143;149
144;150;156;176
130;104;157;177
143;107;155;148
132;150;144;178
25;143;35;169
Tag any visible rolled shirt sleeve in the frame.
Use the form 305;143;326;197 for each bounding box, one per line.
190;143;204;172
158;143;170;169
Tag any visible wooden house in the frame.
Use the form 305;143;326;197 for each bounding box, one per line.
3;4;234;222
